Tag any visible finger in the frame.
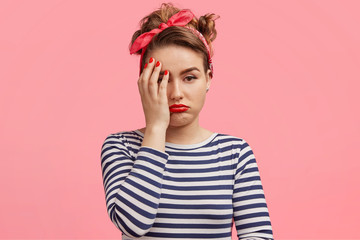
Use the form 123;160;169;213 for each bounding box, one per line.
138;63;147;95
139;57;155;98
137;76;143;96
141;57;155;86
148;60;161;99
158;69;169;100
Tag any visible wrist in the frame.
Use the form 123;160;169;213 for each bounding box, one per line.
145;124;167;134
142;125;167;152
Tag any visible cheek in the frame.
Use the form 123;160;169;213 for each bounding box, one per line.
191;89;207;106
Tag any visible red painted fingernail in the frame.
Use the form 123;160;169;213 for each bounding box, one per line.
156;61;160;67
164;70;168;75
149;58;153;63
144;63;148;69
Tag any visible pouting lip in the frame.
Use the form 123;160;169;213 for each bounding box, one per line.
170;107;188;113
169;104;189;108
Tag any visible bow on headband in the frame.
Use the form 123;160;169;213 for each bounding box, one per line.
130;9;213;76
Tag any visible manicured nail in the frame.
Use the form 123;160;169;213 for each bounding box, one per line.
149;58;154;63
156;61;160;67
164;70;168;75
144;63;148;69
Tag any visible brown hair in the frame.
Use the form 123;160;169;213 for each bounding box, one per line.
130;3;219;76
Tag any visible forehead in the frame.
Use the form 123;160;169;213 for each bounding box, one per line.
147;45;204;73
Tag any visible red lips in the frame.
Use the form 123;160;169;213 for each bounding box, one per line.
169;104;189;113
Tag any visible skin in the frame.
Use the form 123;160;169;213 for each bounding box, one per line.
138;45;213;152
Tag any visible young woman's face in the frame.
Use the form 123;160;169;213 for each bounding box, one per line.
146;45;211;128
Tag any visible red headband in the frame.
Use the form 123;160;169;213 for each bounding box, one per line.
130;9;213;76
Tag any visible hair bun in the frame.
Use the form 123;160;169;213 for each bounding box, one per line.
198;13;219;43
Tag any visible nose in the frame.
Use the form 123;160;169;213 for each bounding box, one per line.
168;80;184;101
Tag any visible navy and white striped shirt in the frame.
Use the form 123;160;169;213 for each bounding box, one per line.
100;130;273;239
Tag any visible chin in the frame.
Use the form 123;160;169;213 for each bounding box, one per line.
168;113;192;128
168;120;188;128
168;111;199;128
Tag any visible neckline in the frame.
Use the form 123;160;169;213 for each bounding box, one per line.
134;130;218;149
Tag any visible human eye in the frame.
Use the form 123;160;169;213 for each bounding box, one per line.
157;74;164;83
184;75;197;82
158;75;171;83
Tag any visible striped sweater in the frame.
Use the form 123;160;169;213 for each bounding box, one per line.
100;130;273;239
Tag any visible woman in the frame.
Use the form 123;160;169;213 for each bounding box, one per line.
101;3;273;239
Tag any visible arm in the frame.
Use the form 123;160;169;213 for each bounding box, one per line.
233;140;274;240
100;57;170;237
100;133;168;237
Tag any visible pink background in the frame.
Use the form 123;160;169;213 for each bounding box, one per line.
1;0;359;239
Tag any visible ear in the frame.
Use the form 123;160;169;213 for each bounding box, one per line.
206;69;212;89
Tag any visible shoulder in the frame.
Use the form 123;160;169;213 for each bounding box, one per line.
101;130;142;150
217;134;259;176
103;130;143;143
214;133;256;159
206;133;254;159
101;130;144;153
214;132;250;149
101;130;144;159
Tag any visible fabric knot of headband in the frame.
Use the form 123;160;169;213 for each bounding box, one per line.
130;9;213;76
158;22;169;30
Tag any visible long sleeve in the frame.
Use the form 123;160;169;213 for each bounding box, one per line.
100;133;169;238
232;140;273;240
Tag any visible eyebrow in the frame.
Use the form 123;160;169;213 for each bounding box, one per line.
160;67;200;75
